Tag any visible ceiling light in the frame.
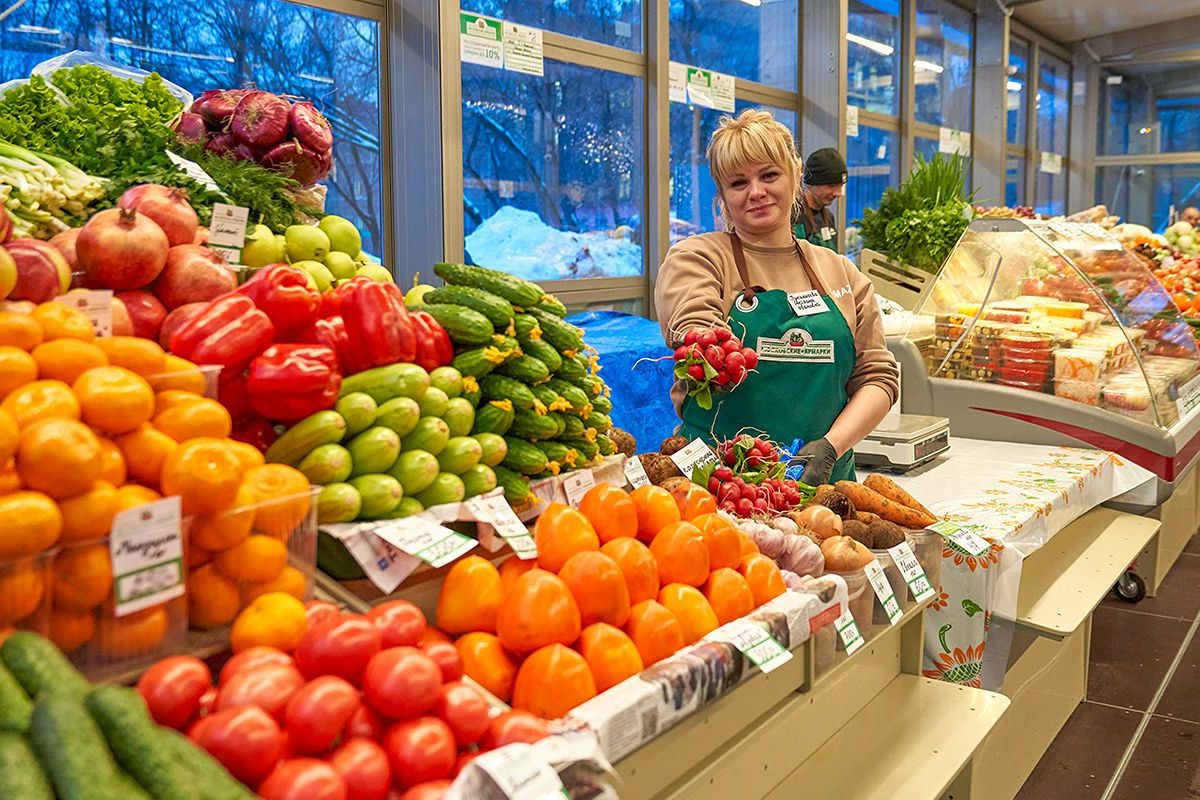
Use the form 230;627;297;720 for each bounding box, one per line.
738;0;762;5
914;59;944;74
847;33;894;57
1139;127;1152;135
1007;80;1022;92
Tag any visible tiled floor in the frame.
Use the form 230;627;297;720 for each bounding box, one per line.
1015;547;1200;800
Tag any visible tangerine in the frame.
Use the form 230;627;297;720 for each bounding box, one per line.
152;398;232;442
557;551;630;628
630;485;680;542
73;366;155;435
0;312;43;351
153;390;203;416
229;592;307;652
227;441;265;472
52;544;113;612
0;491;61;558
658;583;719;644
0;408;18;466
116;425;177;487
47;608;95;653
0;564;44;625
16;417;102;498
212;535;288;583
578;622;643;692
624;600;685;667
31;303;93;342
533;502;599;572
0;346;38;397
32;339;107;384
160;438;243;515
599;537;660;605
739;553;787;607
2;380;80;427
649;521;710;587
512;644;596;720
240;565;309;606
186;543;213;569
94;336;166;376
147;355;208;394
188;483;255;552
96;437;127;485
578;484;637;543
188;564;241;629
0;463;21;493
703;568;755;625
113;484;162;513
242;464;311;538
94;603;171;658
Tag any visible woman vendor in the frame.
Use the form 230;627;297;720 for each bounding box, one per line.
654;109;898;485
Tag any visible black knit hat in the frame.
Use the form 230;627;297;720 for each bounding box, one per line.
803;148;847;187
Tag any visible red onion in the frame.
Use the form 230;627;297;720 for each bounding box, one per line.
288;101;333;154
260;140;325;185
173;112;208;145
230;91;291;148
206;133;236;157
192;89;249;128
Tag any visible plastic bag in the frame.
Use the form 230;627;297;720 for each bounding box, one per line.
31;50;193;107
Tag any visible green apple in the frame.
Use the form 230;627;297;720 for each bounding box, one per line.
242;224;285;268
325;251;359;281
295;259;335;292
354;250;376;265
285;225;331;262
405;283;435;305
319;215;363;256
356;264;393;283
275;234;289;261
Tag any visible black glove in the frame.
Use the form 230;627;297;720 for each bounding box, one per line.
795;438;839;486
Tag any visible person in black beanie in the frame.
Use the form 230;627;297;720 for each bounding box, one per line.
793;147;847;252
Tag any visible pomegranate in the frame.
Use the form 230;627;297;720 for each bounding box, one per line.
111;295;135;336
288;102;333;154
48;228;82;271
0;207;12;244
230;91;290;149
159;302;209;349
0;246;15;300
192;89;249;128
261;140;325;185
6;239;71;303
119;184;200;248
115;289;168;341
173;112;208;146
194;227;210;246
152;244;236;309
76;207;170;290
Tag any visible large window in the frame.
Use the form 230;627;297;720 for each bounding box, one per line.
1099;65;1200;156
1099;71;1154;156
461;60;644;281
669;102;796;243
847;0;900;115
1097;164;1200;233
461;0;642;51
670;0;798;90
1005;155;1025;208
1007;38;1028;147
0;0;384;255
1035;52;1068;216
846;126;897;258
913;0;973;132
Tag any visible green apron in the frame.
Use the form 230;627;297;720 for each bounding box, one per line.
792;203;838;252
679;232;858;483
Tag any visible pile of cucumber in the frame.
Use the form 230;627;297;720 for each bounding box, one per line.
416;263;619;500
0;632;254;800
268;361;508;524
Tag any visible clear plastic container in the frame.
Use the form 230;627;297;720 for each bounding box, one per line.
0;549;57;637
824;567;873;647
867;549;912;624
146;363;222;398
905;530;944;598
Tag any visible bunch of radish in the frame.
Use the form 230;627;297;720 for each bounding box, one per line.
174;89;333;185
708;468;806;517
672;327;758;409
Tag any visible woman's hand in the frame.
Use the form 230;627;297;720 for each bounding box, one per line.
795;438;838;486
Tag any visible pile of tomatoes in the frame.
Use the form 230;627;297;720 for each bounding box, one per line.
136;599;550;800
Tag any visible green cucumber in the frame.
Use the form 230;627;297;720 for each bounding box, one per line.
502;438;550;476
402;417;451;456
498;355;550;385
471;401;515;436
479;374;535;410
317;483;362;524
494;466;532;504
340;363;431;403
443;397;476;437
519;337;562;373
414;473;466;507
0;660;32;733
349;474;404;519
429;366;465;398
453;346;508;378
347;427;401;476
373;397;422;438
266;410;347;466
425;285;515;327
298;444;353;485
513;314;542;340
592;394;612;415
388;450;441;495
475;433;508;468
0;731;53;799
461;464;498;498
335;392;377;437
596;433;617;457
30;695;145;800
434;262;544;307
0;632;90;701
528;306;583;352
545;379;590;415
509;409;563;441
535;293;568;317
416;386;450;418
419;304;494;346
437;437;483;475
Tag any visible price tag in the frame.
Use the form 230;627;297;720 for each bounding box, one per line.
110;497;184;617
1177;374;1200;420
472;743;568;799
864;560;902;625
888;541;936;603
786;290;828;317
460;12;504;69
58;290;113;337
208;203;250;264
834;609;864;655
624;456;651;488
343;528;420;593
668;438;718;480
713;620;793;673
466;495;537;560
562;470;596;508
928;520;991;557
372;517;476;568
846;104;859;138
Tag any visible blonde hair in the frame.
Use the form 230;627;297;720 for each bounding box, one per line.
706;109;802;228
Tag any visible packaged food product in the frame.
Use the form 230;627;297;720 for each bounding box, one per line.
1043;300;1090;319
1055;348;1107;382
1054;378;1103;406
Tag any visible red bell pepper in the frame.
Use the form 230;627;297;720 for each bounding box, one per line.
246;344;342;422
217;370;254;422
336;278;416;374
410;309;454;371
170;295;274;373
236;264;321;337
232;416;279;453
296;316;350;372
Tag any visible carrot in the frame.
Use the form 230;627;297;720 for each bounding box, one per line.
863;473;935;519
834;481;937;529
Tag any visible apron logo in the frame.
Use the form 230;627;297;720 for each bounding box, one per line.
830;284;853;299
756;329;836;363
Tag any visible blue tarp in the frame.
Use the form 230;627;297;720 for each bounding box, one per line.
567;311;678;453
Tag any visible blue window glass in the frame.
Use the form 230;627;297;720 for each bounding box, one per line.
847;0;900;115
1036;53;1068;216
1007;38;1028;146
1100;72;1153;156
462;0;642;51
914;0;973;131
670;0;798;90
846;126;897;259
1005;155;1025;209
1096;164;1200;232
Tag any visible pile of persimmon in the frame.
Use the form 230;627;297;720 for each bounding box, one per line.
435;482;788;720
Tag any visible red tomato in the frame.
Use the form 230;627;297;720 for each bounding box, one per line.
366;601;427;648
420;642;462;684
194;705;285;786
480;711;549;750
453;750;480;777
188;713;217;744
383;717;456;789
259;758;348;800
295;615;382;683
329;738;391;800
217;664;305;723
362;648;442;720
432;682;489;747
418;628;450;647
198;686;218;718
285;676;362;755
345;702;384;741
399;781;452;800
306;600;341;629
219;646;295;686
137;656;212;730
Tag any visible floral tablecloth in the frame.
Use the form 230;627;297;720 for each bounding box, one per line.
862;438;1153;690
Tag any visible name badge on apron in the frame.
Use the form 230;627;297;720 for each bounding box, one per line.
821;227;835;241
787;290;828;317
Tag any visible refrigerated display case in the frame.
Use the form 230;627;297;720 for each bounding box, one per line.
889;218;1200;507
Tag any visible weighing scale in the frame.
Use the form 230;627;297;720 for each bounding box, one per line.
854;413;950;472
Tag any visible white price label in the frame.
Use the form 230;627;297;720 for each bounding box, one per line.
110;497;184;617
472;743;568;799
58;290;113;337
562;470;596;508
834;609;865;654
1177;374;1200;420
503;22;544;76
846;104;859;138
668;61;687;103
864;560;902;625
786;290;828;317
669;438;719;480
343;528;420;593
1039;151;1063;175
928;520;991;557
888;541;936;603
466;495;538;560
208;203;249;249
372;517;477;568
624;456;651;488
713;621;793;673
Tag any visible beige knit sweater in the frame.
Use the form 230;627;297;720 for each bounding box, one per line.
655;232;899;405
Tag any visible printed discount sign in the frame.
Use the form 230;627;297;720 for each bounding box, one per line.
669;438;719;480
373;517;477;568
562;470;596;508
624;456;651;488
